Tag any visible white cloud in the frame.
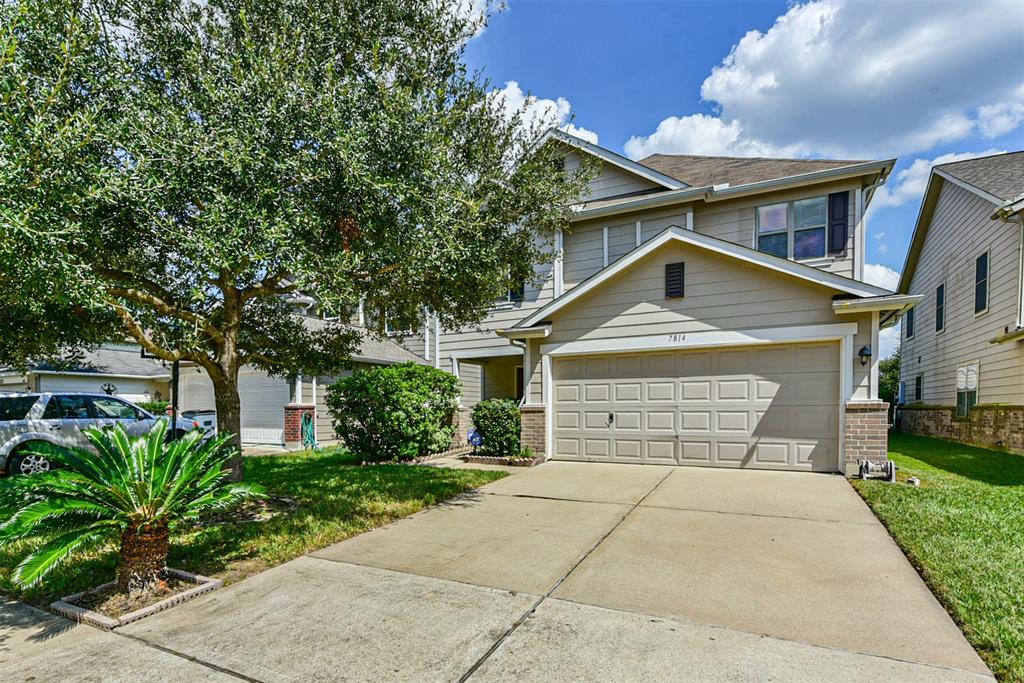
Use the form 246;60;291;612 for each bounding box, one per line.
625;0;1024;159
491;81;598;144
624;114;798;159
863;263;900;291
872;148;1005;209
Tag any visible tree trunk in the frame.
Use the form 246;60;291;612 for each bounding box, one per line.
211;376;244;481
117;521;169;595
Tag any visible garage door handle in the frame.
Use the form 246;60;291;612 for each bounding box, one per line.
608;412;615;425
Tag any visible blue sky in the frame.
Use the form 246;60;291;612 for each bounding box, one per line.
463;0;1024;355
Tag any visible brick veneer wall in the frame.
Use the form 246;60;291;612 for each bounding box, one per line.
520;405;546;457
844;401;889;471
284;403;315;449
899;404;1024;454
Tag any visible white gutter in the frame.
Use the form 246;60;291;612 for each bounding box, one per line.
832;294;921;314
496;324;552;340
30;370;171;380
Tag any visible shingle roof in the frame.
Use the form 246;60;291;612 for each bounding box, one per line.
936;151;1024;201
32;345;170;377
299;316;427;365
638;154;872;188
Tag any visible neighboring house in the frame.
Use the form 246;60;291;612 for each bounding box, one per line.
402;129;915;473
0;344;170;402
896;151;1024;453
178;315;426;448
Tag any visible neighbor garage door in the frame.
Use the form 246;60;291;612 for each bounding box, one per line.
552;341;840;472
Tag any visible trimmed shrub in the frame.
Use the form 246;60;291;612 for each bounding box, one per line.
325;362;460;462
137;400;169;415
471;398;521;457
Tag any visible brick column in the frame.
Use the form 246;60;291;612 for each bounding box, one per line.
284;403;315;450
844;401;889;475
520;405;546;457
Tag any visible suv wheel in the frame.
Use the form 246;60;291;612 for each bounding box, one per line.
9;447;53;476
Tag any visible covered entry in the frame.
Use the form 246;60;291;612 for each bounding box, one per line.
551;341;840;471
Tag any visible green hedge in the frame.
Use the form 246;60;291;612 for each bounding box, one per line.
325;362;460;462
137;400;169;415
471;398;521;457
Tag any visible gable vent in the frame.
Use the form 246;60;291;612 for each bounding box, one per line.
665;262;685;298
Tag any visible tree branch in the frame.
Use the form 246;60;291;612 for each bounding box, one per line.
104;299;185;363
240;268;297;300
104;284;225;344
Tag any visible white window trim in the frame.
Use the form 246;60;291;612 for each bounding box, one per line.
905;306;916;340
602;226;609;267
754;195;829;263
975;249;991;317
955;360;980;417
935;281;946;334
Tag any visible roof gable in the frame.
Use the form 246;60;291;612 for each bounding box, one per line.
540;129;686;191
516;227;891;329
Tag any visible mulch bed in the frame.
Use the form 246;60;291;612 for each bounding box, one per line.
74;573;191;618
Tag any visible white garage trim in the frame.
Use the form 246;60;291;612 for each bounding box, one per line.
539;323;858;358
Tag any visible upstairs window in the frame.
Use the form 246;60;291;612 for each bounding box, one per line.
495;281;525;307
975;251;989;314
756;196;828;261
935;283;945;332
905;306;915;339
955;363;979;417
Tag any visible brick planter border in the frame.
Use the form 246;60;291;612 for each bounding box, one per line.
50;568;222;631
461;454;545;467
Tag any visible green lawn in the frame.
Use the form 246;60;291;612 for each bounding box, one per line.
0;447;506;606
852;432;1024;681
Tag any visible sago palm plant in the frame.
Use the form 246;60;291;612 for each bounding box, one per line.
0;420;264;594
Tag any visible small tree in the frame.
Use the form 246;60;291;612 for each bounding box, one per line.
325;363;460;462
879;345;901;422
0;421;263;594
0;0;591;479
471;399;521;457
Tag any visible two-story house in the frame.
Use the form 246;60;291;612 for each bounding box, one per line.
410;129;916;474
896;151;1024;453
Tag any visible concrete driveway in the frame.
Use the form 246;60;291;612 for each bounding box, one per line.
1;463;992;682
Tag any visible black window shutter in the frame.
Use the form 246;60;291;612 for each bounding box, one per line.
665;262;685;298
827;192;849;254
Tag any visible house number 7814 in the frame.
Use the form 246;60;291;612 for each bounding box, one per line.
668;333;686;342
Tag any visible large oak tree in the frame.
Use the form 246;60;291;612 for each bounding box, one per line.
0;0;590;477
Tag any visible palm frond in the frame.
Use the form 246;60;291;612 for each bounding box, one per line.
12;523;118;588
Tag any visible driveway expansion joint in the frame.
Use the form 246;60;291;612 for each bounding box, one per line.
638;502;881;526
458;468;674;682
115;630;265;683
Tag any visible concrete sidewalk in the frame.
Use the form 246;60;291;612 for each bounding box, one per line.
0;463;993;682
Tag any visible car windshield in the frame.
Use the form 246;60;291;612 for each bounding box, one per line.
0;396;38;421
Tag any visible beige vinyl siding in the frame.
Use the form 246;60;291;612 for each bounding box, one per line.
565;150;661;202
543;241;872;399
482;356;521;401
458;362;483;408
692;180;860;278
901;181;1024;405
564;207;691;288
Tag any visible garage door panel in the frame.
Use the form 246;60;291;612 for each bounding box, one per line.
614;383;642;402
552;341;840;472
715;379;750;401
584;439;611;459
613;440;642;461
645;440;676;463
556;384;580;403
679;440;712;463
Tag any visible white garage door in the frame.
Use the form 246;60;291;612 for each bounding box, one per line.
552;342;840;472
178;369;290;445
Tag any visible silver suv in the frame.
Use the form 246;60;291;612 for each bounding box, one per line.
0;393;204;476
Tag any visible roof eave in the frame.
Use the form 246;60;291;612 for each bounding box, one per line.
539;128;687;191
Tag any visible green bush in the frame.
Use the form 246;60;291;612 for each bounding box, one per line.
325;362;460;462
137;400;169;415
471;398;521;457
